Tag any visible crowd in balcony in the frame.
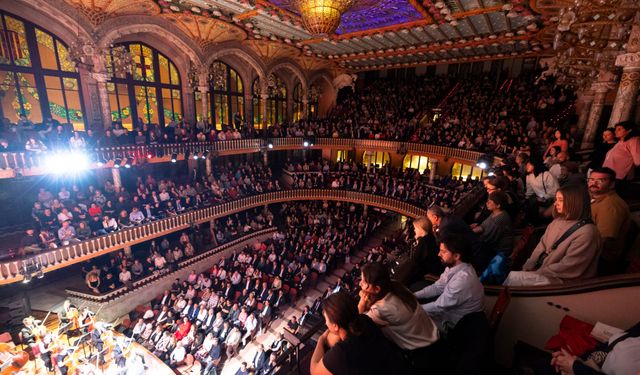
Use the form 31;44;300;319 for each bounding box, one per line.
15;162;279;257
104;201;379;374
285;159;480;211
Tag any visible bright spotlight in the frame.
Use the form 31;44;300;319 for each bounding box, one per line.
44;151;90;175
193;153;199;160
123;158;131;168
477;162;487;170
476;154;493;170
267;143;273;149
171;153;177;163
146;153;153;159
303;141;309;147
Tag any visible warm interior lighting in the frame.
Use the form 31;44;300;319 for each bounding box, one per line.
295;0;355;36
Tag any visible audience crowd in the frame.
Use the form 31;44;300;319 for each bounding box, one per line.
16;161;280;257
285;159;480;211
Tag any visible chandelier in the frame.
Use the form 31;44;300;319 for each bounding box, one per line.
293;0;355;36
551;0;638;89
208;62;227;89
106;44;135;79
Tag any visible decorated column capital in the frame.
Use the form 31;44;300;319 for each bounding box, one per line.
590;81;616;94
198;85;209;94
615;52;640;71
91;72;110;83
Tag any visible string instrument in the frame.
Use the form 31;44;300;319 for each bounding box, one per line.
0;343;29;375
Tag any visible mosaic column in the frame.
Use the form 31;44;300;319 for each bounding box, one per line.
260;91;269;135
92;72;113;130
581;82;614;149
112;168;122;189
608;41;640;126
576;91;594;133
199;85;209;128
302;99;309;120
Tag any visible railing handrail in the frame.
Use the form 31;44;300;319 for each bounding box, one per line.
65;227;277;303
0;189;429;285
0;138;492;175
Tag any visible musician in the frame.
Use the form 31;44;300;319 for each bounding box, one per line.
90;324;105;362
55;342;73;375
79;307;95;334
20;316;38;346
36;333;54;372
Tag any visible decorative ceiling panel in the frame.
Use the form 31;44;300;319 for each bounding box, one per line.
64;0;159;26
162;13;247;49
243;39;300;63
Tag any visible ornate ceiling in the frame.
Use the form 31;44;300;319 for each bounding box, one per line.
60;0;572;72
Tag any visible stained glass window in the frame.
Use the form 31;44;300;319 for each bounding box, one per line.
205;61;244;130
107;42;181;128
267;75;287;127
0;11;85;129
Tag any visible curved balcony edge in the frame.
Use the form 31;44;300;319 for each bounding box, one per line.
0;189;426;285
0;138;493;176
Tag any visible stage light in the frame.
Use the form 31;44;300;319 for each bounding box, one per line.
267;143;273;149
171;153;177;163
146;153;153;159
193;152;199;160
202;150;209;158
114;158;122;168
476;154;493;170
123;158;131;168
303;141;309;147
23;274;31;283
44;151;90;175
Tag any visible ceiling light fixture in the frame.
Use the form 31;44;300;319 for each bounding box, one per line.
293;0;355;36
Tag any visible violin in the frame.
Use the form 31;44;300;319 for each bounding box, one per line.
0;342;29;375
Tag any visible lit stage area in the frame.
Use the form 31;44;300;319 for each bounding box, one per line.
3;312;174;375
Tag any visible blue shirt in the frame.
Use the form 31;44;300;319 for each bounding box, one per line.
414;262;485;331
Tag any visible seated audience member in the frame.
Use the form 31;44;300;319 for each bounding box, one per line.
504;184;601;286
396;216;440;287
602;121;640;183
310;291;412;375
525;157;559;220
545;320;640;375
588;167;631;275
358;262;441;373
414;220;485;332
473;191;514;284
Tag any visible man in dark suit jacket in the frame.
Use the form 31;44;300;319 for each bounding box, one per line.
257;282;269;302
259;301;272;332
272;290;288;312
222;282;233;300
252;345;267;373
217;322;231;342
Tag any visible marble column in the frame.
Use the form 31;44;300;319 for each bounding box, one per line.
112;168;122;189
429;159;438;183
581;80;615;149
576;92;594;133
609;24;640;127
92;72;113;130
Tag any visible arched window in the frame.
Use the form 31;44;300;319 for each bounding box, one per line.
267;74;286;126
308;84;319;119
106;42;182;129
209;61;244;131
0;11;85;130
292;82;303;123
363;151;390;168
403;154;430;173
252;78;262;129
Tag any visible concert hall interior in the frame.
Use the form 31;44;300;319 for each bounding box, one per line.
0;0;640;374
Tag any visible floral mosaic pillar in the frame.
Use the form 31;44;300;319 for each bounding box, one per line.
581;81;615;149
608;25;640;127
91;72;113;130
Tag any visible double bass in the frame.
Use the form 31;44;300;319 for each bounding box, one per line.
0;342;29;375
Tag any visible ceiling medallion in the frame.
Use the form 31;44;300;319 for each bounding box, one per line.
293;0;355;36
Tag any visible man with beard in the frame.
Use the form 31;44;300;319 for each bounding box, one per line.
588;167;631;275
413;218;484;333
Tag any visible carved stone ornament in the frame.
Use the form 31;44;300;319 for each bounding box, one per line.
615;52;640;70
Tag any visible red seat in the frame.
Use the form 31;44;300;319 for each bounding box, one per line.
293;276;301;285
257;302;264;311
262;274;269;283
282;284;290;293
310;272;319;287
289;288;298;301
234;290;242;302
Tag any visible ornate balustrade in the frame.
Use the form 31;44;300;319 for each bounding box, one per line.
65;227;277;304
0;138;488;177
0;189;427;285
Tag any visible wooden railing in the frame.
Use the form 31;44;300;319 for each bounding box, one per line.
0;138;488;177
0;189;426;285
65;227;277;304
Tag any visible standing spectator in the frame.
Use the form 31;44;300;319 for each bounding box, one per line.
603;121;640;195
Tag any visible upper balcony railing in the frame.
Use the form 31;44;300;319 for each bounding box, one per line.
0;189;427;285
0;138;489;178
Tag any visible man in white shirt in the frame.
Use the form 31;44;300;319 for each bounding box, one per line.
414;222;485;332
169;341;186;367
